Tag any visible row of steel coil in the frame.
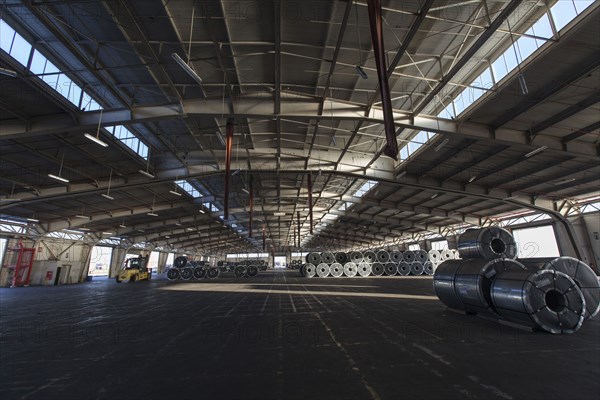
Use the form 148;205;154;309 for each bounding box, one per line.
166;256;267;281
434;227;600;334
297;249;460;277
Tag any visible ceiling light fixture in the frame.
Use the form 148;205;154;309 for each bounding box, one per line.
175;222;182;226
231;169;241;176
274;211;286;216
169;190;182;197
198;209;206;214
430;193;439;199
0;67;17;77
101;169;114;200
139;169;155;179
504;195;519;200
75;214;89;219
26;217;39;223
434;138;449;152
524;146;548;158
84;109;108;147
48;153;69;183
102;232;114;235
355;65;368;79
147;194;158;217
241;188;250;194
147;212;158;217
468;176;477;183
119;224;127;229
171;52;203;85
215;131;226;146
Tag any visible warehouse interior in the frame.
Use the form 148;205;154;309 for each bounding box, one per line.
1;0;599;399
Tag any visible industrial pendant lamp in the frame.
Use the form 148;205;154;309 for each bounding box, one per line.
101;169;114;200
48;153;69;183
84;109;108;147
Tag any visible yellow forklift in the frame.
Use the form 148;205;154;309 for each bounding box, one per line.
116;255;151;283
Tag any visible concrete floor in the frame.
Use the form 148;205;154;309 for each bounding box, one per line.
1;269;598;400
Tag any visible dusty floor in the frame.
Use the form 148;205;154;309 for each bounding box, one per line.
1;269;598;399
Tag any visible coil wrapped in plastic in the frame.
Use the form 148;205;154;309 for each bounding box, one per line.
343;262;358;277
410;262;424;275
403;250;416;263
372;262;384;276
377;250;390;263
384;262;397;276
491;269;586;334
317;263;331;277
335;252;349;264
363;251;377;263
428;250;441;265
390;251;403;263
350;251;364;263
304;263;317;278
306;252;321;265
398;262;410;276
357;262;372;277
321;252;335;264
458;227;517;260
415;250;428;263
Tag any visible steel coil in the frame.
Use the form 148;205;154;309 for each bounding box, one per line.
423;261;434;275
174;256;188;268
299;264;306;277
428;250;441;265
363;251;377;263
193;266;207;279
235;265;247;278
166;268;180;281
403;250;415;263
454;258;525;315
180;267;193;280
433;258;525;316
390;251;403;263
410;262;424;275
440;249;453;261
321;252;335;264
199;260;206;267
458;227;517;260
350;251;363;263
520;257;600;319
343;262;358;277
377;250;390;263
491;269;586;334
433;260;465;310
451;249;460;260
304;263;317;278
247;265;259;277
335;252;349;264
306;252;321;265
206;267;220;279
398;262;410;276
384;262;397;276
330;263;344;277
372;262;384;276
260;264;267;271
415;250;428;263
217;260;224;267
357;262;372;277
317;263;331;277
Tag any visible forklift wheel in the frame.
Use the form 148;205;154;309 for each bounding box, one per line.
129;276;136;283
116;277;121;283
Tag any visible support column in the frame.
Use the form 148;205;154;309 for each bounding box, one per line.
157;251;169;274
109;248;128;278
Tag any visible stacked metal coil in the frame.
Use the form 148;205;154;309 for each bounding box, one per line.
433;227;598;334
166;256;263;281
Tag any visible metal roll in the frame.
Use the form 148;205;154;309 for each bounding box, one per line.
217;260;224;267
491;269;586;334
377;250;390;263
384;262;397;276
180;267;193;280
304;263;317;278
433;260;465;310
260;264;267;271
390;251;403;263
174;256;188;268
235;265;247;278
403;250;415;263
189;261;198;268
299;264;306;277
372;262;384;276
206;267;220;279
330;263;344;277
259;260;266;266
166;268;180;281
428;250;441;265
398;262;410;276
451;249;461;260
321;252;335;264
440;249;453;261
357;262;372;277
306;252;321;265
350;251;364;263
247;265;259;277
317;263;331;277
343;262;358;277
423;261;434;275
363;251;377;263
521;257;600;319
193;266;207;279
199;260;206;267
335;252;348;264
410;262;424;275
458;227;517;260
415;250;428;263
